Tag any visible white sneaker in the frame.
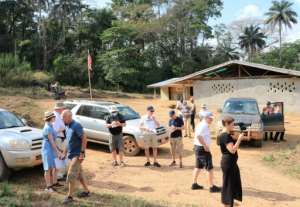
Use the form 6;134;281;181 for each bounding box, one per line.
44;187;54;193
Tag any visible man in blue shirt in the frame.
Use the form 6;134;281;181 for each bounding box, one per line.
169;110;184;168
62;110;90;204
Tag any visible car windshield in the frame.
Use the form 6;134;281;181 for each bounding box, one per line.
0;111;25;129
223;100;259;115
117;106;140;120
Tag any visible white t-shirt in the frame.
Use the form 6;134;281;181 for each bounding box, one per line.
53;111;65;137
194;120;211;146
140;115;158;133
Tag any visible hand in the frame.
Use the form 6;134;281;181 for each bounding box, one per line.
238;133;244;141
204;145;210;152
79;152;85;163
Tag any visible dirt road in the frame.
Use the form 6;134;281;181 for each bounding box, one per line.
8;97;300;206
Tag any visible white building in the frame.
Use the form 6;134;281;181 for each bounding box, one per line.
148;60;300;112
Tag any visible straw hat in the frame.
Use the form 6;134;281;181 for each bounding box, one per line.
44;111;56;121
54;102;66;110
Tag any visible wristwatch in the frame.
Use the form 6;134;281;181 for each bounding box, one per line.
81;150;85;154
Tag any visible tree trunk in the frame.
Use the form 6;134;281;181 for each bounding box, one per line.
279;21;282;66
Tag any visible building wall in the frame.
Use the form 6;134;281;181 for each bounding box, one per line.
193;78;300;112
160;87;169;100
159;86;192;100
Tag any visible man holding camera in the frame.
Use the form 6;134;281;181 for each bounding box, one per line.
191;111;221;193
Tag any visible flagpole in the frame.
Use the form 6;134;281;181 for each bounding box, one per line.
88;50;93;100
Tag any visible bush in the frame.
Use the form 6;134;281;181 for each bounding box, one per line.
53;54;88;86
0;53;53;87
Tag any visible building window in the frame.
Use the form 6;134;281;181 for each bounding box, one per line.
211;83;234;94
268;81;296;93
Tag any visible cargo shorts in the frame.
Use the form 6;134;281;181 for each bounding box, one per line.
109;134;124;152
66;157;84;183
143;132;159;149
170;137;184;156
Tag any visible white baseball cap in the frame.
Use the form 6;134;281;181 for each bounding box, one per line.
200;111;214;119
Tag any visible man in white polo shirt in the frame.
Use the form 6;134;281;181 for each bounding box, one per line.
140;106;161;167
191;111;221;193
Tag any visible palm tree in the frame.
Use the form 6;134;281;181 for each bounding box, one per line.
239;25;266;61
265;0;298;65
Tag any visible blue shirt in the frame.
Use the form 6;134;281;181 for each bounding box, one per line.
169;117;184;138
42;123;57;155
66;120;84;159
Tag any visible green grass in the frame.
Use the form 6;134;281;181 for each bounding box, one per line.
0;87;51;99
263;144;300;179
0;182;174;207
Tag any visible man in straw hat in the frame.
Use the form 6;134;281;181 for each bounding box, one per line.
53;102;67;180
62;110;90;204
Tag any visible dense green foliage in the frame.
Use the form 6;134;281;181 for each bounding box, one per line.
239;25;267;61
265;0;298;65
0;0;299;92
254;40;300;70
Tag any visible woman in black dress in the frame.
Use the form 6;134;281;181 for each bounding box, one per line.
218;116;245;207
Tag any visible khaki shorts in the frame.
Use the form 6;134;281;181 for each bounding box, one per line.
143;132;159;149
66;157;84;183
170;138;184;156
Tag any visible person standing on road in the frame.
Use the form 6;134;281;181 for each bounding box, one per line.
176;98;183;118
62;110;90;204
168;110;184;168
42;111;63;192
191;111;221;193
218;116;245;207
140;106;161;167
199;104;208;121
181;101;192;137
53;102;67;180
106;107;126;167
190;97;196;132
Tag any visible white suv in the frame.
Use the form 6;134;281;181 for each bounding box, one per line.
0;108;43;180
64;100;169;156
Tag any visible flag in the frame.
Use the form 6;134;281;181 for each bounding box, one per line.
87;50;92;71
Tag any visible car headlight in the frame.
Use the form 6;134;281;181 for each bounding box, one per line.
251;122;263;129
6;139;31;151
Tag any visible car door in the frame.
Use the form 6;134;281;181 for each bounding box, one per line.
261;102;285;132
76;105;111;142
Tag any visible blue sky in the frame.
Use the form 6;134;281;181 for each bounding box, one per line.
85;0;300;42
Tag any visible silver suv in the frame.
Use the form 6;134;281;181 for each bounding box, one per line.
64;100;169;156
0;108;43;180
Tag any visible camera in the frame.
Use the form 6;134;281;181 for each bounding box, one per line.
237;122;247;132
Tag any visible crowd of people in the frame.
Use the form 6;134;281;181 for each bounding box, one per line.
41;100;248;207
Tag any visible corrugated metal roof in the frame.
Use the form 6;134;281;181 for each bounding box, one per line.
147;78;181;88
147;60;300;88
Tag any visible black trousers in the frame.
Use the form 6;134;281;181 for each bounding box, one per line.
264;132;285;141
191;113;195;131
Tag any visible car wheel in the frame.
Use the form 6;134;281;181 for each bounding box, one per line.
0;154;11;181
251;139;262;148
123;135;140;156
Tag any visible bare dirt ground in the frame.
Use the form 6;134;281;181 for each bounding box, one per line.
2;96;300;207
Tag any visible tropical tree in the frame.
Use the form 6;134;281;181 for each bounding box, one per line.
239;25;266;61
265;0;298;65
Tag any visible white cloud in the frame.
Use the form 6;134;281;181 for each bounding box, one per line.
237;4;262;20
84;0;111;8
285;24;300;42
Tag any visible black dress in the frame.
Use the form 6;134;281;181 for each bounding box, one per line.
219;132;242;207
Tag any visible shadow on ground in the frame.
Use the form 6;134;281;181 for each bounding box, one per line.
244;187;300;202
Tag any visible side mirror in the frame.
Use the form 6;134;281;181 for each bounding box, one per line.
217;108;222;113
21;118;28;126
